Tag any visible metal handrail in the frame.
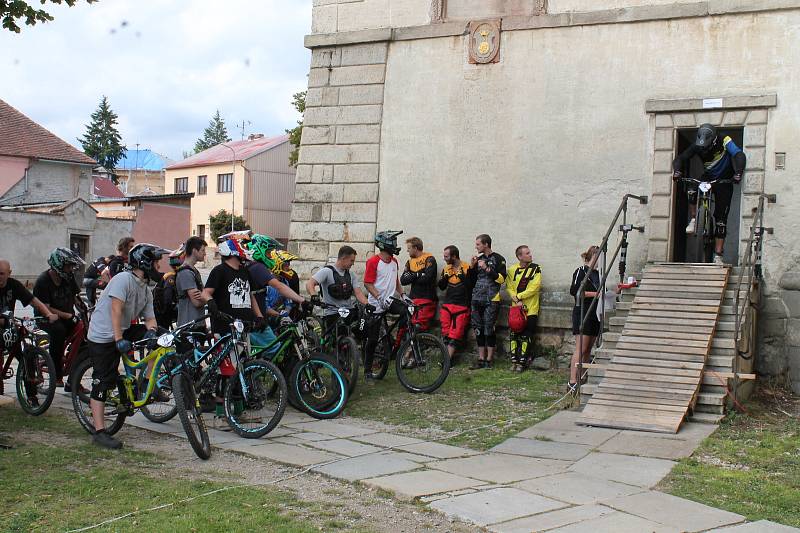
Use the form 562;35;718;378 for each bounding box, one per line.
731;192;775;403
575;193;648;397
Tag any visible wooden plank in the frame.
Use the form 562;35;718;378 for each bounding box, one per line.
646;266;727;274
624;315;716;327
615;342;709;355
635;289;728;299
616;329;710;341
577;416;680;434
632;303;721;314
592;393;689;407
597;382;696;397
622;323;714;335
629;309;719;321
603;370;699;384
633;296;723;306
645;273;727;281
601;377;700;391
610;356;705;370
606;364;702;378
618;335;710;347
580;405;683;426
639;278;726;287
610;349;706;363
703;371;757;380
588;398;688;413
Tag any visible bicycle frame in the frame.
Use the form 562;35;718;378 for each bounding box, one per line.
0;317;49;395
118;346;175;409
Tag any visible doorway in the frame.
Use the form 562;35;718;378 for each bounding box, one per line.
69;234;90;278
670;127;744;265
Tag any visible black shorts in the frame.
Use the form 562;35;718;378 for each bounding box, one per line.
572;306;600;337
88;340;120;391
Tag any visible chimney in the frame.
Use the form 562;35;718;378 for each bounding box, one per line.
248;133;264;140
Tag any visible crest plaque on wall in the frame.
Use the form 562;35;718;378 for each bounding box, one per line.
468;20;501;64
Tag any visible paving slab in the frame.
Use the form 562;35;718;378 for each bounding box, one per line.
598;432;700;460
284;419;376;438
710;520;800;532
304;438;383;457
491;438;592;462
428;453;569;484
391;451;437;463
548;511;681;532
605;491;746;532
350;432;423;448
430;487;566;526
204;428;241;445
363;469;483;500
488;504;616;533
313;451;419;481
401;441;480;459
527;410;583;431
516;425;619;447
515;471;644;505
292;431;339;442
569;452;676;488
235;442;342;466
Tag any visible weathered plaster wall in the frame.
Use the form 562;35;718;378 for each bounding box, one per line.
0;160;91;205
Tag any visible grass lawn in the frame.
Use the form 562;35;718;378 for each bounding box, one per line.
0;408;367;533
659;385;800;528
343;359;570;451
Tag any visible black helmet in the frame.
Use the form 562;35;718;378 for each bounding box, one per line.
375;230;403;255
128;243;170;272
695;123;718;154
47;247;85;280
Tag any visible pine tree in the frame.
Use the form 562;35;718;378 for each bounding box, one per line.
286;91;306;167
79;95;125;183
194;110;231;153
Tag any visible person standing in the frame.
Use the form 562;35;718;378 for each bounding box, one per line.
106;237;135;279
400;237;438;332
175;236;210;327
0;259;58;326
437;245;472;364
34;248;84;387
568;245;602;392
468;234;506;370
306;245;368;330
82;256;110;306
506;245;542;372
153;246;183;329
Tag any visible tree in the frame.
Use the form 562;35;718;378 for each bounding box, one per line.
79;95;125;183
286;91;305;167
1;0;96;33
210;209;250;242
194;110;231;154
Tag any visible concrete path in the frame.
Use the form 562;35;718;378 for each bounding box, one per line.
2;385;798;532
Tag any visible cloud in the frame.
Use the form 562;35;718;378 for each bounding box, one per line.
0;0;312;160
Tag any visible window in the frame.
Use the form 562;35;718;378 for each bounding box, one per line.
197;175;207;195
217;173;233;193
174;177;188;193
197;224;206;241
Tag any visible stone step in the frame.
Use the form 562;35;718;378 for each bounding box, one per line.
689;411;725;424
697;392;726;406
707;355;734;368
695;402;725;414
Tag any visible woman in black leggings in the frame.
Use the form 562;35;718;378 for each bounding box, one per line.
568;245;601;391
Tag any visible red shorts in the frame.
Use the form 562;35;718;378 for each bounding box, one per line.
440;304;470;342
411;298;436;331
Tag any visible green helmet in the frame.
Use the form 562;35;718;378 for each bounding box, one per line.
47;247;85;280
375;230;403;255
248;234;282;268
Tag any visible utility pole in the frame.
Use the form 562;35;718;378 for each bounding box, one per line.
235;120;252;140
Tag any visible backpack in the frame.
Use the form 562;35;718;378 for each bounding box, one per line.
324;265;354;300
176;264;203;299
152;272;176;320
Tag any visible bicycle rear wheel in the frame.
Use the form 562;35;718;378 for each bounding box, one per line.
69;356;127;436
141;355;178;423
16;346;56;415
172;371;211;460
396;332;450;394
224;358;287;438
289;354;348;419
336;335;360;395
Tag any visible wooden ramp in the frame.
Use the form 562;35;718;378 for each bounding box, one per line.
578;263;729;433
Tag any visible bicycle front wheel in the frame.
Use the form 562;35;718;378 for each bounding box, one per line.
289;354;348;419
16;346;56;416
140;355;178;423
694;203;712;263
224;358;287;438
396;332;450;394
172;371;211;460
336;335;360;395
69;356;126;436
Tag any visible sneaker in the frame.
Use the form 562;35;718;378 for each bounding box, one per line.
469;360;486;370
714;254;725;266
484;360;494;370
93;430;122;449
685;218;696;234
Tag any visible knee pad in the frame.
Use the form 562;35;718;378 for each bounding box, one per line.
475;328;485;347
90;378;110;402
486;333;496;348
687;189;697;203
520;336;531;356
715;221;727;238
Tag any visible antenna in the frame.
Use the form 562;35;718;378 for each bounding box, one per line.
235;120;252;140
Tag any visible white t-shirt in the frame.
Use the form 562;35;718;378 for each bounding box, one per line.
363;254;398;311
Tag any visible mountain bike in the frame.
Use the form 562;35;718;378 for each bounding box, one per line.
362;297;450;393
249;312;348;420
681;176;730;263
0;314;55;415
306;300;361;396
69;330;213;459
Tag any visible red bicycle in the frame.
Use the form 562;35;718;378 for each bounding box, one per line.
62;299;91;393
0;314;56;415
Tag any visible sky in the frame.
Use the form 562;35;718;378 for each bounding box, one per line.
0;0;313;161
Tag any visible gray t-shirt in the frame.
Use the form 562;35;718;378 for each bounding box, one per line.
176;266;204;326
312;265;361;316
88;271;155;343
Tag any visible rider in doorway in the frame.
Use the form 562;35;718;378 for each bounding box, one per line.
672;123;746;265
